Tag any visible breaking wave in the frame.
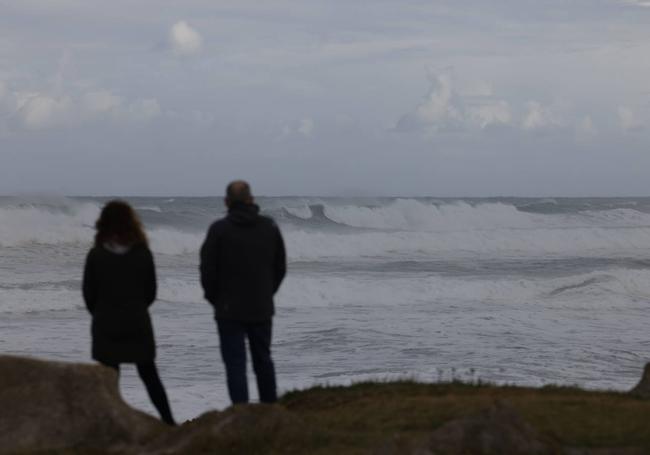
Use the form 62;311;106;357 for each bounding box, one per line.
2;196;650;260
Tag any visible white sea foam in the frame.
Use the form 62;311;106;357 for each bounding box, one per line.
136;205;163;213
285;226;650;260
149;228;202;256
0;201;99;247
323;199;541;230
274;268;650;310
0;287;85;314
284;205;313;219
3;198;650;260
321;199;650;231
106;269;650;316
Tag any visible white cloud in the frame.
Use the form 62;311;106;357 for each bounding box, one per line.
169;21;202;56
617;106;644;131
397;72;512;133
396;72;463;132
277;117;315;139
0;85;163;131
522;101;562;131
298;117;314;136
574;115;598;143
577;115;597;135
83;90;123;113
621;0;650;7
126;98;162;121
467;100;512;129
15;92;72;129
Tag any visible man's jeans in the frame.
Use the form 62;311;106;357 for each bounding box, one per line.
216;318;277;404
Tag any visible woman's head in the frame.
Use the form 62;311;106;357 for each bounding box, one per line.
95;200;147;247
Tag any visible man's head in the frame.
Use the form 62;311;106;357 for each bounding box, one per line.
225;180;254;207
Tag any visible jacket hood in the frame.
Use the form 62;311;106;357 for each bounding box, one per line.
227;202;261;226
102;241;132;255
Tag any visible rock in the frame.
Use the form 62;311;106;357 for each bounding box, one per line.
564;448;645;454
0;355;165;454
420;401;556;455
144;403;305;454
629;363;650;398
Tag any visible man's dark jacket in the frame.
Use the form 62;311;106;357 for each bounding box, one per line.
200;202;286;322
82;243;157;364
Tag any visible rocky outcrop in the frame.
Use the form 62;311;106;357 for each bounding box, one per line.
421;401;556;454
629;363;650;398
2;355;649;454
0;355;164;454
144;404;305;454
0;355;305;454
374;401;556;455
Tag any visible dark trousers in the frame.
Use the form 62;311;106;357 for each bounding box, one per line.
102;361;176;426
216;318;277;404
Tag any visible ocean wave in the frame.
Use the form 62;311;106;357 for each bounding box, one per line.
3;197;650;261
3;267;650;316
135;205;163;213
285;226;650;260
0;200;100;247
148;268;650;311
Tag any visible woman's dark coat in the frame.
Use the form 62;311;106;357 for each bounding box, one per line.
82;243;157;364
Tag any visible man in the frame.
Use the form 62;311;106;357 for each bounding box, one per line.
200;180;286;404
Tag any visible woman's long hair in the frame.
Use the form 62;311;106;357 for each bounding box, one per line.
94;200;148;247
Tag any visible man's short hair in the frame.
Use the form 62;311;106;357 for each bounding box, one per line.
226;180;253;204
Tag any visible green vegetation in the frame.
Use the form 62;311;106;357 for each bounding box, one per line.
175;380;650;454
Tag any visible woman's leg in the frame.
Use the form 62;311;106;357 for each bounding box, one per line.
136;361;176;426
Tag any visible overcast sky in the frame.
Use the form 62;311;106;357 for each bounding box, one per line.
1;0;650;196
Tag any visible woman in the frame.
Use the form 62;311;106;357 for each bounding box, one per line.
82;200;175;425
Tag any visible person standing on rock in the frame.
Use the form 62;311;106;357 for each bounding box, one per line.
82;200;176;425
200;180;286;404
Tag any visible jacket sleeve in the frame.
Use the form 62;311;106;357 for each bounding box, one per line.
144;247;157;307
82;249;97;314
273;226;286;294
200;225;219;304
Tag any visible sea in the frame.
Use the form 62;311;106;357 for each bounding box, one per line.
2;195;650;422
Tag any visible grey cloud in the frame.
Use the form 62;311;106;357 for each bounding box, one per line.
2;0;650;195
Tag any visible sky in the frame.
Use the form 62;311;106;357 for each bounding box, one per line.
1;0;650;196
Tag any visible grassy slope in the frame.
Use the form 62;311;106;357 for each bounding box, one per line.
179;381;650;454
44;381;650;454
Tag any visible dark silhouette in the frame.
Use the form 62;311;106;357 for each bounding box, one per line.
82;200;175;425
200;180;286;404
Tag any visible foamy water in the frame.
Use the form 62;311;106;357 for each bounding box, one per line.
2;195;650;421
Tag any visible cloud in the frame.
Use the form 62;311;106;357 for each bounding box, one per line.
617;106;644;131
169;21;202;56
125;98;162;121
396;72;512;133
467;100;512;129
83;90;123;113
298;117;314;136
521;101;563;131
1;85;163;131
395;72;463;132
574;115;598;143
82;90;161;122
277;117;315;139
577;115;597;135
621;0;650;6
15;92;72;129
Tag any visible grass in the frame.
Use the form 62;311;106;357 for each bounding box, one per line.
37;380;650;454
173;380;650;454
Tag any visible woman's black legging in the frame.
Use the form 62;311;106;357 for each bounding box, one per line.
103;361;175;426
